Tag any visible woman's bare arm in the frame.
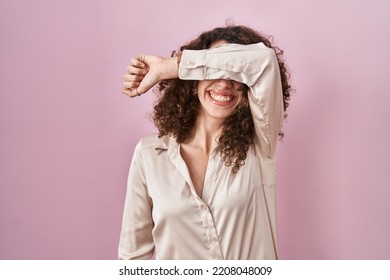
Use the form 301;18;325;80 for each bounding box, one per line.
122;56;179;97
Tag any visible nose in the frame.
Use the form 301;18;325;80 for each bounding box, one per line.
216;79;234;88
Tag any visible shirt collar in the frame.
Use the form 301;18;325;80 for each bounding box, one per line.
154;135;178;155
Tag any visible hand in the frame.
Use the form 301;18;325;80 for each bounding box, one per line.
122;55;178;98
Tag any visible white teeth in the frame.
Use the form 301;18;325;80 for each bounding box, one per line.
210;93;233;102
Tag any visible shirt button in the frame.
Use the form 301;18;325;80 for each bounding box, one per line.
189;61;195;66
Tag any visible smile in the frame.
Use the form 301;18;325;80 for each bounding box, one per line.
209;93;235;103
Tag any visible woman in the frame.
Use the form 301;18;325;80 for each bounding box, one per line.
119;25;291;260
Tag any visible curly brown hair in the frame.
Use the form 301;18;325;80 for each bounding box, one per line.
153;25;291;173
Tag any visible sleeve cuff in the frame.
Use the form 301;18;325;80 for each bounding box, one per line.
179;49;207;80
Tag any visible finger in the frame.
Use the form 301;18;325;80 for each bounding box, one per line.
121;88;131;95
126;65;147;75
123;81;140;89
130;57;146;69
123;73;143;82
121;88;142;98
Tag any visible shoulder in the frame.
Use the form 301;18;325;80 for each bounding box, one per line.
131;134;175;170
134;133;172;153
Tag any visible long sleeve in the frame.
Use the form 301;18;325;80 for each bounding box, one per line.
179;43;284;255
118;142;154;259
179;42;284;160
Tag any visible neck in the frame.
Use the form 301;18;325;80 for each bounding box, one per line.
185;113;225;154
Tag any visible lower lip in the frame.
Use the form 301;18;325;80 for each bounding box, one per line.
208;92;236;106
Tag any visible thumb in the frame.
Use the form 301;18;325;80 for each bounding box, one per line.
137;71;161;95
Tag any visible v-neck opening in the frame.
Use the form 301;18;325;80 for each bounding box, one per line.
177;143;217;203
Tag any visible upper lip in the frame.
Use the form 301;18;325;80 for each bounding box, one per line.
209;89;236;97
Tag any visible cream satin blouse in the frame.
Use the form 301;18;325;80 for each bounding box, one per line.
118;42;284;260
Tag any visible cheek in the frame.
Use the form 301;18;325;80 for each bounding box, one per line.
197;82;212;99
198;82;208;91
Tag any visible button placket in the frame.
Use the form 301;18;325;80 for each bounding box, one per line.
200;152;223;259
200;203;223;259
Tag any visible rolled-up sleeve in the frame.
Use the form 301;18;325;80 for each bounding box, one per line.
118;142;154;259
179;43;284;159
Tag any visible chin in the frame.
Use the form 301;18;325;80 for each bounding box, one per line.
208;110;236;120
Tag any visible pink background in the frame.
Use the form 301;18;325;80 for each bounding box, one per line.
1;0;389;259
